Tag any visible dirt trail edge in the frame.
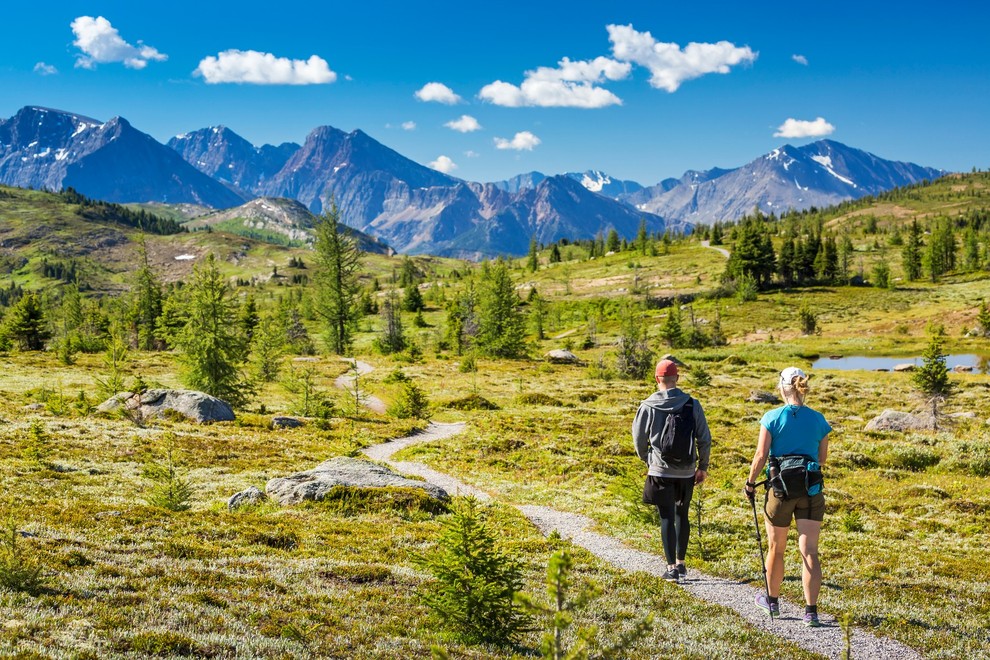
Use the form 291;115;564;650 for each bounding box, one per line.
348;359;921;660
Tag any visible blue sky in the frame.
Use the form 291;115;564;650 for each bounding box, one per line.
2;1;988;184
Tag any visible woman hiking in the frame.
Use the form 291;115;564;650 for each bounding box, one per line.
744;367;831;627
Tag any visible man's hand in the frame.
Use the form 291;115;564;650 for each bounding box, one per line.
694;469;708;485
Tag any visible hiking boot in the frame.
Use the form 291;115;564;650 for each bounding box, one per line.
662;566;680;582
755;594;779;617
676;563;687;579
804;612;821;627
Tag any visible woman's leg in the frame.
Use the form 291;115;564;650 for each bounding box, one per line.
796;519;822;606
765;522;789;597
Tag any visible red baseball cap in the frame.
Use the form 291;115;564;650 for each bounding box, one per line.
655;359;679;379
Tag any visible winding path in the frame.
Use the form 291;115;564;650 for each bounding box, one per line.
348;359;921;660
701;239;731;259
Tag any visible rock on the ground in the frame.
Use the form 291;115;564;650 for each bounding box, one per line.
864;409;934;432
893;363;916;372
98;389;235;423
545;349;581;364
228;486;267;510
272;416;303;428
266;456;448;505
952;365;974;373
748;391;782;404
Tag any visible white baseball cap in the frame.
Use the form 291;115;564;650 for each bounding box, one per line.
779;366;808;388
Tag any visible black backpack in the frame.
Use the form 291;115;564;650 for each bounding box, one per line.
657;399;695;464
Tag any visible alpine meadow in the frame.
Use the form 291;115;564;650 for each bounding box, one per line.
1;168;989;658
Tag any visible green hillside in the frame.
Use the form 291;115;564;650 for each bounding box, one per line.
0;175;989;658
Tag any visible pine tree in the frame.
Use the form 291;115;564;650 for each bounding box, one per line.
239;293;260;341
913;325;951;398
659;305;683;348
605;228;621;253
976;300;990;338
248;312;287;383
176;254;250;407
417;498;529;646
402;284;425;312
637;218;650;255
2;293;49;350
527;237;539;272
132;237;163;351
476;261;527;359
313;199;361;355
375;290;406;355
549;244;562;264
902;220;923;281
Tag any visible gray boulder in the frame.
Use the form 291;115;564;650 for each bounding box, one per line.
748;391;782;404
864;410;933;432
545;349;581;365
266;457;448;505
228;486;267;510
272;416;304;429
98;389;235;423
893;363;916;372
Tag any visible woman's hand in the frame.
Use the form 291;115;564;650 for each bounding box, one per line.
744;481;756;503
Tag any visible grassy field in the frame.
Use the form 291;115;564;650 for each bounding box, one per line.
1;174;990;657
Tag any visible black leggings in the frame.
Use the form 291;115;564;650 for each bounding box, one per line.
656;497;691;565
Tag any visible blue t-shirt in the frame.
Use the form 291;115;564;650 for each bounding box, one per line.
760;405;831;458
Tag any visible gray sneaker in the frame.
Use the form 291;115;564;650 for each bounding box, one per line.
755;594;779;617
662;566;680;582
676;563;687;579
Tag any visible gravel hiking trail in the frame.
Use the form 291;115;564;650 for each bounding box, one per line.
347;359;921;660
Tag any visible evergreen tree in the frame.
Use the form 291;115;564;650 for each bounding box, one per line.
52;285;83;364
476;261;527;359
132;237;163;351
976;300;990;338
637;218;650;255
248;312;287;383
838;232;855;283
527;237;539;272
239;293;260;341
529;289;547;341
375;290;407;355
710;223;723;246
549;244;562;264
313;200;361;355
924;220;956;281
902;220;923;281
445;286;477;356
913;325;951;398
417;498;529;646
402;284;425;313
176;254;250;407
963;227;981;271
2;293;49;350
615;304;653;379
723;218;775;288
658;305;683;348
398;256;418;287
872;251;892;289
777;237;795;286
606;228;621;253
154;289;188;350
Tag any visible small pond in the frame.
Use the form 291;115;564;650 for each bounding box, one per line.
811;354;989;374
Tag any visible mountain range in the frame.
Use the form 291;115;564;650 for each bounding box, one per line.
0;106;945;257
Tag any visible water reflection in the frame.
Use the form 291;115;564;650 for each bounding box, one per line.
811;354;989;373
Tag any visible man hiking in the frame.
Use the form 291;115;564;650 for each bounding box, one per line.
633;358;712;582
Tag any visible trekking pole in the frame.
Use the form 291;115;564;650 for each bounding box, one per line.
748;480;773;623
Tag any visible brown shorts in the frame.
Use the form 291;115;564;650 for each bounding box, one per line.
764;489;825;527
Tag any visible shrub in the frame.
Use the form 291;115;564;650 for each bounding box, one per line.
417;498;530;646
798;306;818;335
0;518;46;595
887;445;940;472
443;394;500;411
840;511;865;533
388;381;430;419
517;392;564;407
321;486;448;517
458;353;477;373
145;433;193;512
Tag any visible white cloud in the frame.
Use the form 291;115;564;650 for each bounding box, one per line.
33;62;58;76
494;131;541;151
774;117;835;138
71;16;166;70
194;50;336;84
792;54;809;66
445;115;482;133
479;56;629;108
429;155;458;173
464;150;480;158
415;82;462;104
607;24;756;92
402;121;417;131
